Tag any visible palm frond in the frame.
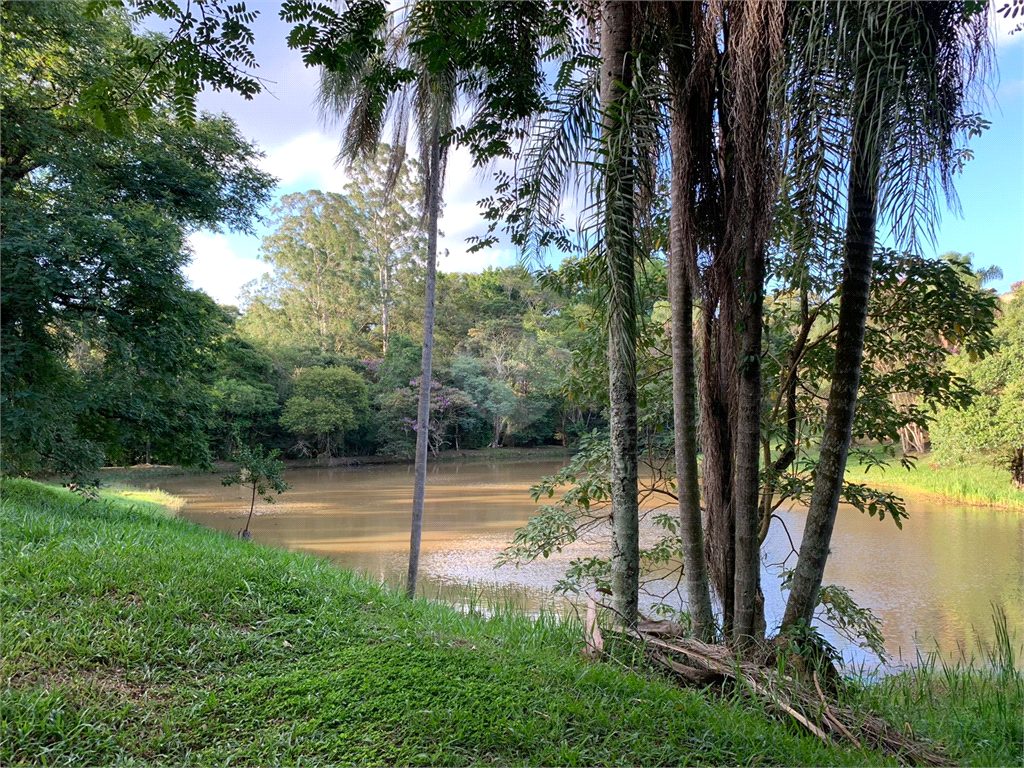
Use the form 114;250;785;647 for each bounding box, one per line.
784;0;993;258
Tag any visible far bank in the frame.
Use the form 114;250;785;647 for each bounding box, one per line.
92;444;1022;512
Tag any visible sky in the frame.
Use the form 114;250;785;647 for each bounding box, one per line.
183;5;1024;306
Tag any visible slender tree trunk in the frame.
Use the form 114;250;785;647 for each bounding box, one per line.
703;0;784;646
759;298;803;542
601;0;640;627
374;212;391;356
406;135;441;601
701;298;736;634
381;264;391;355
491;415;503;449
1010;446;1023;488
668;202;717;642
243;481;257;537
666;5;716;639
731;237;766;646
724;0;785;648
781;89;880;630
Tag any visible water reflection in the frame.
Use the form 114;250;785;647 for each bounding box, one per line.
149;458;1023;669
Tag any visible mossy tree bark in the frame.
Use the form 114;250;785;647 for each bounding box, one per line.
600;0;640;628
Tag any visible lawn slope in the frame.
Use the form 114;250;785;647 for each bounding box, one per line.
0;479;883;766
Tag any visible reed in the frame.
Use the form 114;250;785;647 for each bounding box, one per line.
845;453;1023;509
840;608;1023;767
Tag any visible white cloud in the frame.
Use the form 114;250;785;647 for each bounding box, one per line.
259;132;352;192
439;199;486;238
434;146;530;272
439;244;516;274
185;232;268;305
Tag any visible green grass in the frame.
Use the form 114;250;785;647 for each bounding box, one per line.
101;483;187;511
845;452;1024;509
1;479;1018;767
843;636;1023;768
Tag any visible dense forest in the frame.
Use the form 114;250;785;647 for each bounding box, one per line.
3;0;1022;651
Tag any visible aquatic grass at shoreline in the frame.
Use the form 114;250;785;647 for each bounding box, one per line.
102;483;187;511
844;455;1023;509
841;610;1023;768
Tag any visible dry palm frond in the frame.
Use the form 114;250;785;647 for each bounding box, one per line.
607;620;947;767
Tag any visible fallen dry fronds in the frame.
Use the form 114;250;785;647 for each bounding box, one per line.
606;620;946;767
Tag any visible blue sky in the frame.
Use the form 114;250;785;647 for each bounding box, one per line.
184;6;1024;305
926;37;1023;293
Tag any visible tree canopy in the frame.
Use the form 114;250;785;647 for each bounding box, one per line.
1;1;274;475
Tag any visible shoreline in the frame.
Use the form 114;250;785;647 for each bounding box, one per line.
91;444;571;484
843;459;1023;511
91;445;1022;512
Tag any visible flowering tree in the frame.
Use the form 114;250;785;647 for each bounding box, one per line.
378;379;476;457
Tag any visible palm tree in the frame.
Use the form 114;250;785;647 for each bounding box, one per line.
469;1;656;627
661;0;787;646
781;0;992;630
663;0;716;642
599;0;641;629
713;0;787;648
489;1;784;637
317;2;458;600
315;0;555;600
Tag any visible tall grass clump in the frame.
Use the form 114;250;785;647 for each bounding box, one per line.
846;456;1024;509
843;608;1023;768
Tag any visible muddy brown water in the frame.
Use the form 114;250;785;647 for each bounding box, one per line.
148;457;1023;669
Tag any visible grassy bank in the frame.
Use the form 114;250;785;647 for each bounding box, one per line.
845;452;1023;509
2;480;1019;766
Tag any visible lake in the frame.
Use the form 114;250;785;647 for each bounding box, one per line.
148;456;1023;669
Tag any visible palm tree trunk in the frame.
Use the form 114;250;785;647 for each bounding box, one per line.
732;239;766;646
406;133;441;601
724;0;786;648
781;89;880;630
701;301;736;634
668;207;717;642
601;0;640;628
666;4;716;639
